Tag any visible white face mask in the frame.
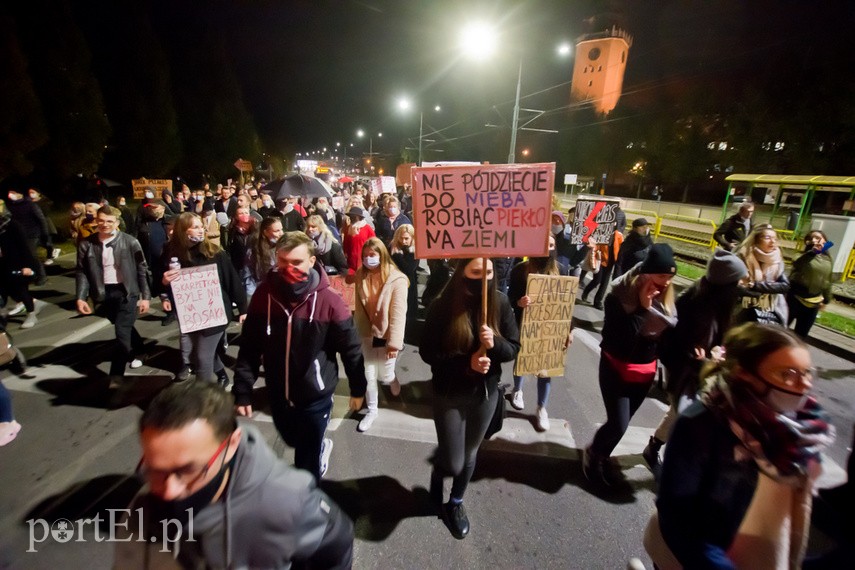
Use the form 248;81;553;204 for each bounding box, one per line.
363;256;380;269
764;385;808;414
308;229;320;238
389;207;399;216
551;224;563;235
284;204;294;214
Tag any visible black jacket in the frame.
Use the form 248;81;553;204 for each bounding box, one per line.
420;290;520;399
7;198;50;242
234;265;367;407
375;213;411;246
713;214;752;251
0;218;39;273
615;231;653;276
76;232;151;303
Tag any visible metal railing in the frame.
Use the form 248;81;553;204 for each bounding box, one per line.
655;214;718;251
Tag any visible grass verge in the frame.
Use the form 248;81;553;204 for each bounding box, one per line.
816;311;855;337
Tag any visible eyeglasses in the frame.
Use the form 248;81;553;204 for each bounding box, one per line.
137;434;232;489
768;367;815;392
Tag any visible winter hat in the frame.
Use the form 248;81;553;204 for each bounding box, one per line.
639;243;677;275
347;206;368;219
551;210;566;225
706;248;748;285
632;217;650;228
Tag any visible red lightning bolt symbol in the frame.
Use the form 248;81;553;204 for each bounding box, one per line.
582;202;605;242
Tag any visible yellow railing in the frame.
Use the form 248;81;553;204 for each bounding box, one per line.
846;249;855;281
655;214;718;251
623;209;659;232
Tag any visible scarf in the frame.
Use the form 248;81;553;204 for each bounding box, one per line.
702;374;835;569
348;219;367;236
749;247;783;282
314;232;333;255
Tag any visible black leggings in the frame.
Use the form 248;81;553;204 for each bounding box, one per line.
590;355;653;458
431;385;497;501
0;274;34;312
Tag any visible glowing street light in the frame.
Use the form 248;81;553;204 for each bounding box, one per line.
557;43;572;56
397;97;442;166
460;21;497;62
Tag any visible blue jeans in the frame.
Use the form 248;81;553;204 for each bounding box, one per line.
0;381;13;422
512;375;552;407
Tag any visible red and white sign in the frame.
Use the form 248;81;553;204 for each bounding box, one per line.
370;176;397;196
412;163;555;259
172;264;228;333
234;159;253;172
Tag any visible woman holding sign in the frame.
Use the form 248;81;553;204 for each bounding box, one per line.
353;238;408;432
162;213;248;386
420;258;520;540
582;244;677;491
508;234;572;432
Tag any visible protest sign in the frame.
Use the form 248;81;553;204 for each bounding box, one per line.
569;196;621;245
171;264;228;334
514;274;578;377
131;178;172;200
331;196;345;211
370;176;397;196
328;275;356;311
411;163;555;259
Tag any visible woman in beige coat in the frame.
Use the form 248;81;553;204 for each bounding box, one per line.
354;237;409;432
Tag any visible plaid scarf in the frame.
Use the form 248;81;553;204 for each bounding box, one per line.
701;375;835;484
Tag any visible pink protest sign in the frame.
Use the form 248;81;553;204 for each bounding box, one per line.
328;275;356;311
172;264;229;333
412;163;555;259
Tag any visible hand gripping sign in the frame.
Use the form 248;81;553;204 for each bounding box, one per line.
412;163;555;259
171;264;229;333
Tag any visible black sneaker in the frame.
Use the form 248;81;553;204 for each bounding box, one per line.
443;501;470;540
174;365;192;382
216;369;231;391
642;436;663;478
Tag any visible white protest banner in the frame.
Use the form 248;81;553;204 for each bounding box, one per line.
328;275;356;311
331;196;345;211
569;195;621;245
514;274;578;377
412;162;555;259
370;176;397;196
172;264;228;334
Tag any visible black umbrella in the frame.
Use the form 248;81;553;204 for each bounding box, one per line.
264;174;333;202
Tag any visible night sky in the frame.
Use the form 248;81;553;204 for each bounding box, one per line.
91;0;855;161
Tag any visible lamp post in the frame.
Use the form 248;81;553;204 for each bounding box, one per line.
398;98;441;166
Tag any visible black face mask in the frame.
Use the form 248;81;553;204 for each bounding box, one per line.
464;277;492;296
532;249;556;267
145;453;235;540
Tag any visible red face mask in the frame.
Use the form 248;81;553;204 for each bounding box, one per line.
282;264;309;284
237;214;251;223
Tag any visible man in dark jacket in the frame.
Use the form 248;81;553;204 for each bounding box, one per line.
115;382;354;569
615;217;654;277
76;206;151;389
713;202;754;251
234;231;366;481
7;190;51;285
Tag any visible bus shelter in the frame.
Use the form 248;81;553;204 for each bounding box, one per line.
722;174;855;236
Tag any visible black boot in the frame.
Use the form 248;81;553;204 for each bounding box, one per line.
643;436;664;477
429;472;444;514
443;501;470;540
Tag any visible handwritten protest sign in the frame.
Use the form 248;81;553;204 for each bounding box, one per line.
412;163;555;258
331;196;345;211
132;178;173;200
328;275;356;311
514;274;578;377
370;176;397;196
569;196;621;245
171;264;228;334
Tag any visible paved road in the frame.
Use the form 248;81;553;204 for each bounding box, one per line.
0;256;852;569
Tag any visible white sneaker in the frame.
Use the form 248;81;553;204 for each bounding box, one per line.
44;259;54;266
535;406;550;432
51;249;61;259
20;313;37;329
389;377;401;396
358;411;378;432
33;299;47;315
129;358;143;369
320;438;333;477
7;303;25;316
627;558;646;570
510;390;524;410
0;420;22;446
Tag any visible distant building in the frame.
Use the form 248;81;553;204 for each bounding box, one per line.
570;26;632;115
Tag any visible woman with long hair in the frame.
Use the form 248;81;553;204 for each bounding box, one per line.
353;238;408;432
389;224;418;320
735;224;790;325
787;229;834;338
583;243;678;490
305;214;348;276
342;206;376;276
247;217;284;296
507;234;571;432
420;258;520;539
645;323;834;569
643;249;748;475
162;213;247;386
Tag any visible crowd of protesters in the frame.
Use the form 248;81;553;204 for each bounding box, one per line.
0;176;850;570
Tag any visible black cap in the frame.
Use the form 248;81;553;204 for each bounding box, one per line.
632;217;650;228
639;244;677;275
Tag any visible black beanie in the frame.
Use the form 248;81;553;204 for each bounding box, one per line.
639;243;677;275
706;248;748;285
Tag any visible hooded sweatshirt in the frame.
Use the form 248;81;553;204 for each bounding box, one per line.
113;425;354;569
233;264;366;407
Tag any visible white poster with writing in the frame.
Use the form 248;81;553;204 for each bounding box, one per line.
172;264;229;333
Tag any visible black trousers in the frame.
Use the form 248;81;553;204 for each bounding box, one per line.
270;395;333;482
590;355;653;458
787;293;820;338
0;272;34;312
99;285;142;377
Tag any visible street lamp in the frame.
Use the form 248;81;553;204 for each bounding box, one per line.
356;129;382;159
461;24;570;163
398;96;441;166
